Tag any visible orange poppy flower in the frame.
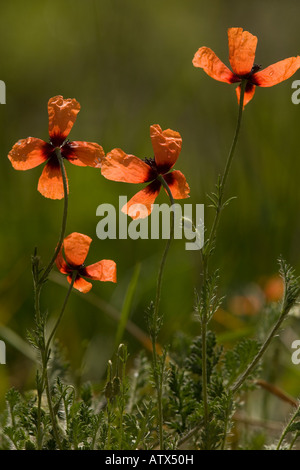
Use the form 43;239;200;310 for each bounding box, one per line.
263;275;284;303
8;96;104;199
193;27;300;106
56;232;117;293
101;124;190;219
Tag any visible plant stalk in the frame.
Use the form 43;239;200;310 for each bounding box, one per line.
34;149;69;449
276;403;300;450
231;309;292;395
151;174;175;450
201;80;246;430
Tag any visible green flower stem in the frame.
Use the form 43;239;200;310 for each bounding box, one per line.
288;431;299;450
151;174;175;450
231;308;292;395
106;398;112;450
34;286;44;449
43;366;62;449
154;175;175;318
46;271;77;354
221;260;300;449
39;148;69;286
276;403;300;450
220;396;232;450
39;270;76;451
201;80;246;430
200;285;209;427
117;344;127;450
34;149;69;449
204;80;246;262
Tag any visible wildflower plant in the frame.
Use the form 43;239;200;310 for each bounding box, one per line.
56;232;116;293
101;124;190;219
193;27;300;106
6;95;117;450
8;95;104;199
2;27;300;452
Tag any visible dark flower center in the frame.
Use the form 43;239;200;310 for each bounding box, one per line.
144;157;170;178
144;157;156;168
240;63;262;81
50;134;65;148
144;157;160;179
78;264;87;276
64;260;87;277
42;138;74;167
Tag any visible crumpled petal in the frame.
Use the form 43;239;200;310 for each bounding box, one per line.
63;232;92;267
122;180;161;219
85;260;117;283
48;95;81;142
66;141;105;167
163;171;190;199
37;161;68;199
101;148;153;183
68;275;92;293
228;27;257;76
55;247;70;274
150;124;182;172
253;56;300;87
8;137;47;170
236;82;256;107
192;47;238;84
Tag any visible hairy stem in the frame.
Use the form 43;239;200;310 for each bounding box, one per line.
288;432;299;450
222;264;299;448
34;150;69;449
204;80;246;261
46;271;76;353
201;81;246;430
154;175;175;318
220;394;233;450
201;264;209;427
40;271;76;450
43;363;63;449
231;309;292;395
151;175;175;450
276;403;300;450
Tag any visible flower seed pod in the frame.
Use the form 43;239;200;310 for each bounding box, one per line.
112;376;121;397
104;381;113;400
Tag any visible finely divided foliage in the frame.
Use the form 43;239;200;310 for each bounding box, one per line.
2;27;300;450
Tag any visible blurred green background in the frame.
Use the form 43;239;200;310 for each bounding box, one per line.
1;0;300;417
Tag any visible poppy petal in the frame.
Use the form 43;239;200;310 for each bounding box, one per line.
8;137;47;170
37;161;68;199
122;180;161;219
228;27;258;76
236;83;256;107
67;141;105;167
163;171;190;199
150;124;182;172
63;232;92;267
85;260;117;283
192;47;238;84
252;56;300;87
55;247;69;274
68;275;92;293
101;148;152;183
48;95;81;141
